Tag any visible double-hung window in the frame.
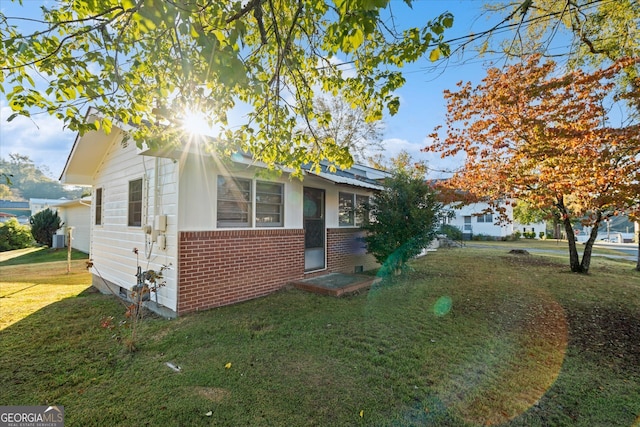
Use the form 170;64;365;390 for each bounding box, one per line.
128;179;143;227
95;187;103;225
339;192;369;227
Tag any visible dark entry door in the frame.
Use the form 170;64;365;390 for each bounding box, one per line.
303;187;325;271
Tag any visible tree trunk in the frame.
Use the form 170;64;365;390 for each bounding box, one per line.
580;217;602;274
561;215;582;273
635;221;640;272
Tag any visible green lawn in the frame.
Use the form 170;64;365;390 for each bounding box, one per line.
0;246;89;266
1;245;638;426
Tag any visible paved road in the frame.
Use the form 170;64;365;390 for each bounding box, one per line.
467;242;638;262
593;242;639;261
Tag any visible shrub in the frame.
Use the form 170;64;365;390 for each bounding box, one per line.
29;208;63;247
512;230;522;240
438;224;463;241
0;218;33;251
472;233;493;241
361;171;443;276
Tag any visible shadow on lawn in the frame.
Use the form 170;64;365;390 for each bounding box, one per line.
509;303;640;426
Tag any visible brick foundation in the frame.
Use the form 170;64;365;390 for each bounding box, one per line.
177;228;379;314
326;228;379;274
178;229;305;314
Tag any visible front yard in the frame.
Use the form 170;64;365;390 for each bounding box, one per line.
1;244;638;426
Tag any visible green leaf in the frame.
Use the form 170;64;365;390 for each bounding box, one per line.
443;14;454;28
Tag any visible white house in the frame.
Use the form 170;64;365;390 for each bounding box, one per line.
60;109;386;317
51;197;92;253
29;198;67;215
444;202;546;240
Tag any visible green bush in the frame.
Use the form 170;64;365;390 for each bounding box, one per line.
472;233;495;241
361;171;443;275
29;208;63;247
0;218;33;251
438;224;463;241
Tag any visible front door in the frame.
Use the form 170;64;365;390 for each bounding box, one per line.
303;187;325;271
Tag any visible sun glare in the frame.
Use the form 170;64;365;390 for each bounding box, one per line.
181;108;215;137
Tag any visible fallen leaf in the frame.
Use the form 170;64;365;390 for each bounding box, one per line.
205;411;212;417
225;362;232;369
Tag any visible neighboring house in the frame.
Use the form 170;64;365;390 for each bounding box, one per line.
0;212;17;223
51;197;92;253
29;198;67;215
0;200;30;224
444;202;546;240
60;109;387;317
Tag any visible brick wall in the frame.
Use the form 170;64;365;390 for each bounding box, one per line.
326;228;379;274
178;229;305;314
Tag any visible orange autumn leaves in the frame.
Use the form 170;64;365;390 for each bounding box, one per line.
426;55;640;224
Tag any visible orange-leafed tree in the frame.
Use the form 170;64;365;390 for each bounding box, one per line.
426;55;640;273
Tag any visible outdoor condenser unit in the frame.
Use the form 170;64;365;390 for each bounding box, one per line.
52;234;65;249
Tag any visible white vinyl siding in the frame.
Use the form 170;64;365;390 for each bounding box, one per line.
91;134;179;312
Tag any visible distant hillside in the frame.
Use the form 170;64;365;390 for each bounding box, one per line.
0;154;85;201
599;215;636;233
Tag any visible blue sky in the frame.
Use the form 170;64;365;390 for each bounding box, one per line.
0;0;506;180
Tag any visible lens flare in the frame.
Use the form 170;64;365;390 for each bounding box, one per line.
433;296;452;316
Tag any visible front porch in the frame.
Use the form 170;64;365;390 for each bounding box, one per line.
290;272;379;297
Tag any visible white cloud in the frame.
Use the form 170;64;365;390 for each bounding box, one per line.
374;135;464;179
0;102;75;179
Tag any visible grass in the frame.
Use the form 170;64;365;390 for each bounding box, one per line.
1;244;639;426
0;246;89;266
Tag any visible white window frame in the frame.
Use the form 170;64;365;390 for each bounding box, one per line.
255;181;284;227
217;176;252;228
95;187;103;226
128;178;143;227
477;213;493;223
339;192;369;227
217;176;285;228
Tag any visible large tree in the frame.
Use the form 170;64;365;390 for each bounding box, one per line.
304;95;384;163
0;0;452;174
426;55;640;274
481;0;640;67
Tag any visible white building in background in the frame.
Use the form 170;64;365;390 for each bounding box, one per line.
28;198;67;215
51;197;91;253
444;202;546;240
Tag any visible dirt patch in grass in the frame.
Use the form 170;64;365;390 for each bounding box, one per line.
501;254;565;268
566;304;640;369
192;386;231;403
